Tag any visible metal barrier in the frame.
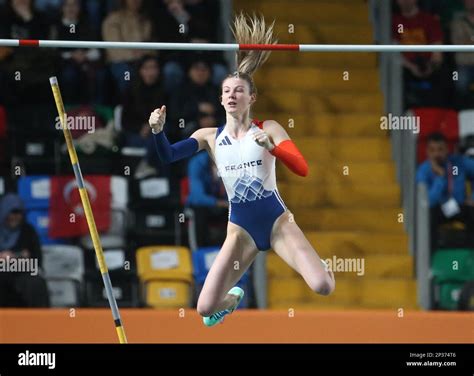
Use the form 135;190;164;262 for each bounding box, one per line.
416;183;432;309
375;1;430;308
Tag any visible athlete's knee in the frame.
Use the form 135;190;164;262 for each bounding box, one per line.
308;274;335;296
196;298;218;317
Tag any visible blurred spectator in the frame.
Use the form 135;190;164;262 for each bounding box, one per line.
419;0;464;33
82;0;120;35
187;151;227;208
460;134;474;157
0;193;50;307
43;0;122;34
393;0;451;108
186;149;228;247
416;132;474;248
51;0;105;105
182;0;219;41
0;0;58;106
451;0;474;107
102;0;153;98
416;0;465;31
146;0;221;93
121;54;168;178
186;42;229;86
122;55;165;145
179;0;225;84
169;58;224;139
34;0;61;22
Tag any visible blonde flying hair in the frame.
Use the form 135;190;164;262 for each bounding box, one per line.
224;12;278;96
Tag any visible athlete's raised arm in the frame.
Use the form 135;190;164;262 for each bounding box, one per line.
252;120;309;177
149;105;209;163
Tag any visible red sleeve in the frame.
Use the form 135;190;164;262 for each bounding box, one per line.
270;140;308;177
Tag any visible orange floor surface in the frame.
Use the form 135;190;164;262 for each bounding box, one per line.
0;309;472;343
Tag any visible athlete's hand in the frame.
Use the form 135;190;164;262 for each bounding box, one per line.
252;129;274;151
149;105;166;134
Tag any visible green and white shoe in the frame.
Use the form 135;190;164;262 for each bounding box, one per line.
202;286;244;327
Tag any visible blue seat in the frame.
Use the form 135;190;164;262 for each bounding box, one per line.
18;176;51;209
26;210;68;245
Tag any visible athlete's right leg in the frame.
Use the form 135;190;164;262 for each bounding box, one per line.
196;221;259;317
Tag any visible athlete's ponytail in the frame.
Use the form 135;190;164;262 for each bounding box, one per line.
224;12;278;95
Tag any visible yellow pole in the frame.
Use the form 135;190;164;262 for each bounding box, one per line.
49;77;128;344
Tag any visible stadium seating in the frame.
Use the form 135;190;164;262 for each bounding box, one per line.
431;248;474;310
236;0;417;310
18;175;51;210
458;109;474;139
84;248;139;308
18;176;69;245
42;245;84;307
129;176;181;209
145;281;191;308
128;176;183;246
80;176;128;249
136;245;193;308
19;175;121;246
413;108;459;163
26;210;69;246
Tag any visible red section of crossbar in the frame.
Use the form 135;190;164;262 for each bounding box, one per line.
19;39;39;47
239;44;299;51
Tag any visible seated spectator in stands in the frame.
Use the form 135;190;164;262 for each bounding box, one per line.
186;42;229;86
451;0;474;107
51;0;105;105
393;0;451;108
0;193;50;307
146;0;221;93
186;138;228;247
0;0;58;107
41;0;120;35
121;54;169;178
81;0;120;36
182;0;220;41
416;0;465;31
169;58;224;139
102;0;153;99
34;0;61;22
416;132;474;248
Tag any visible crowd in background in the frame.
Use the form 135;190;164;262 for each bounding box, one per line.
393;0;474;109
0;0;231;308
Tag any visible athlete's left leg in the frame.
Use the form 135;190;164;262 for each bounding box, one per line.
270;211;335;295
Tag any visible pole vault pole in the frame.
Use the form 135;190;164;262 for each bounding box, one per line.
50;77;128;344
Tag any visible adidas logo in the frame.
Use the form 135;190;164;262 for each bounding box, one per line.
218;136;232;146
